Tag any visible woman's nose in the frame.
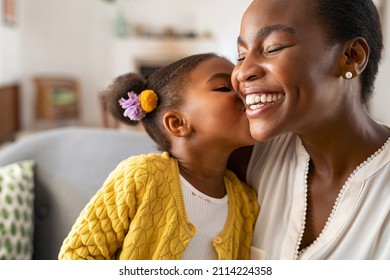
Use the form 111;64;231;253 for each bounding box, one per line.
235;55;264;83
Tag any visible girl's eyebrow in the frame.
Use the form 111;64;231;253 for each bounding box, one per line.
207;72;231;83
237;24;296;46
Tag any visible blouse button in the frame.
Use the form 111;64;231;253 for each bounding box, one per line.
214;237;222;244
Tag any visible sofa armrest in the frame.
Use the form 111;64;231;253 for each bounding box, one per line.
0;126;158;259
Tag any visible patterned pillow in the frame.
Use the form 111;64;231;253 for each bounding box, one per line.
0;160;35;260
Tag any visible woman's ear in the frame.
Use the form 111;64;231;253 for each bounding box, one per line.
340;37;370;78
163;111;192;137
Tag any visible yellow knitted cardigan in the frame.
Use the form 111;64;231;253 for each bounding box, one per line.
58;152;259;260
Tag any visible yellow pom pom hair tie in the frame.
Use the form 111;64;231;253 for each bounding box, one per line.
118;89;159;121
140;89;158;113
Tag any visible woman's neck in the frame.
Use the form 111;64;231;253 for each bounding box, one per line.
297;113;390;249
299;113;390;182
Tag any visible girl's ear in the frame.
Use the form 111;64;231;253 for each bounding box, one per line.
340;37;369;78
163;111;192;137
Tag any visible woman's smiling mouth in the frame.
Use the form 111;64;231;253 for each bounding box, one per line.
245;93;285;110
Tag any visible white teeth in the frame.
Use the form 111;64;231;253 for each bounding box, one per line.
245;93;284;108
247;95;255;105
250;104;262;110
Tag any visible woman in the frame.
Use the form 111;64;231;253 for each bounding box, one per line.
230;0;390;259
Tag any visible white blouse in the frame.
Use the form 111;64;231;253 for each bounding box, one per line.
247;133;390;259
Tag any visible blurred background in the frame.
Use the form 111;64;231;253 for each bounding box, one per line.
0;0;389;145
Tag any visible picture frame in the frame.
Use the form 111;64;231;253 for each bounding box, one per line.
2;0;17;26
34;77;81;127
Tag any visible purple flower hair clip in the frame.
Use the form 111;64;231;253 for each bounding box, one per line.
118;89;158;121
118;91;145;121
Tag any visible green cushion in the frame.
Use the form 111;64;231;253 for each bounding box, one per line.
0;160;35;259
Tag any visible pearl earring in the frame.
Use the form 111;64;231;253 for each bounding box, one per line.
345;71;353;79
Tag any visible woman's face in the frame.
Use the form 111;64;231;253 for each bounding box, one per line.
181;57;255;150
232;0;346;141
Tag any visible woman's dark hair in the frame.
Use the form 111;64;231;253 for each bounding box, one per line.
103;52;220;151
310;0;383;103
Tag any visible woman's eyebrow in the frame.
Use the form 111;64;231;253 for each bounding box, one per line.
237;24;296;45
257;24;296;37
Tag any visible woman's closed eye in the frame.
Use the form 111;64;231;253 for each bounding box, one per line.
263;43;296;56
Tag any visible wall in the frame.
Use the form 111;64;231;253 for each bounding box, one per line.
370;1;390;124
21;0;115;129
1;0;389;129
19;0;251;129
0;0;22;84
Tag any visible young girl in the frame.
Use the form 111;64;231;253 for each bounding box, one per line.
58;53;259;260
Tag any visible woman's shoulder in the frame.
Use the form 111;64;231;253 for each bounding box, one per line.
252;133;297;152
228;133;298;182
250;133;300;164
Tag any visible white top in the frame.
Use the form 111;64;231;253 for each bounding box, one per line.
247;133;390;259
180;175;228;260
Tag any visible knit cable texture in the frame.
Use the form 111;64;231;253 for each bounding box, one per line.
58;152;259;260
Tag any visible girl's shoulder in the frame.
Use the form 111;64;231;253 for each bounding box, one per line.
116;151;176;175
106;152;176;188
121;151;172;165
224;169;256;198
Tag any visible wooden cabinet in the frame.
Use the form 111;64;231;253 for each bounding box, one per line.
0;83;20;145
99;93;119;128
34;77;80;127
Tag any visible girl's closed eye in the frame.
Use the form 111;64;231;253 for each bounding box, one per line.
215;85;233;92
237;56;245;62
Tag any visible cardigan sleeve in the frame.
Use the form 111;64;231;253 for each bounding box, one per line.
58;155;149;260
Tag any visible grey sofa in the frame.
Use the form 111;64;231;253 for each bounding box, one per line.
0;127;158;259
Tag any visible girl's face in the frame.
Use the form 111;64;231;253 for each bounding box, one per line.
232;0;346;141
181;57;255;149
